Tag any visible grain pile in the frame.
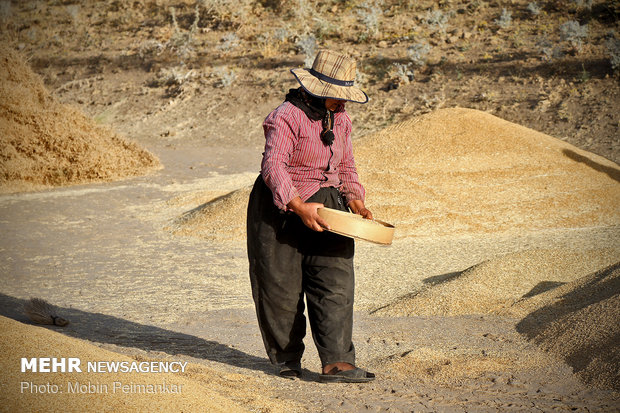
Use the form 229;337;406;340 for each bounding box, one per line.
0;315;298;412
170;185;252;241
374;248;620;317
376;346;548;385
355;107;620;238
0;47;160;194
516;262;620;391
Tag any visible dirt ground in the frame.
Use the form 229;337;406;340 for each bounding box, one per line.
1;1;620;412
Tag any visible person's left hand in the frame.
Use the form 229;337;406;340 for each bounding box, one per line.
357;207;373;220
348;199;373;220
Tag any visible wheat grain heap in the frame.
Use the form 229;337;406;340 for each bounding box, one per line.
170;185;252;242
516;262;620;391
356;107;620;237
0;47;159;193
376;248;620;318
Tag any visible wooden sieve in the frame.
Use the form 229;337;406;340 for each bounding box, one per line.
317;207;395;245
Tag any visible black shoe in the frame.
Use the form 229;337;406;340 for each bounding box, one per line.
277;360;302;379
318;367;375;383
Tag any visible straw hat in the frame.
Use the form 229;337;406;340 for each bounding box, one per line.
291;50;369;104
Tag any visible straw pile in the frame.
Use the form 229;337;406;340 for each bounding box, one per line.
0;315;297;412
0;47;160;193
516;262;620;391
374;248;620;317
174;108;620;242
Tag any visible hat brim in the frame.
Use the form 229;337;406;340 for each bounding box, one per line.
291;68;369;104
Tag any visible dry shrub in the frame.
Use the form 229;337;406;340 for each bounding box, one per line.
0;46;160;193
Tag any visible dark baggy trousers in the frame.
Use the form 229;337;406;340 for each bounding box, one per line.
247;175;356;367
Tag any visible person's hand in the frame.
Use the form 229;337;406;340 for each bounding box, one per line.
287;197;330;232
348;199;373;220
357;207;373;220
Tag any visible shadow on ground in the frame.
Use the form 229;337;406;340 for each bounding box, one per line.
422;271;463;285
0;293;274;375
562;149;620;183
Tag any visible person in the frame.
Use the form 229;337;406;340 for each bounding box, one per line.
246;49;375;383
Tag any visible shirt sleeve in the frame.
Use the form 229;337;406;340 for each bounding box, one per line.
261;106;300;210
338;119;366;204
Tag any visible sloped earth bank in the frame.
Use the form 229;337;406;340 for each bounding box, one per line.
1;140;619;411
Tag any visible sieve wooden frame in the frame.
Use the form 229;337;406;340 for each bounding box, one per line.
317;207;395;245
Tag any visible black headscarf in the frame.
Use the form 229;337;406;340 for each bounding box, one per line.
285;88;335;146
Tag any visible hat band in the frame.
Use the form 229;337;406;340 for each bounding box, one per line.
309;68;354;87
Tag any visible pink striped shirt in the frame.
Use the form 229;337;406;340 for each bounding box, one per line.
261;101;365;210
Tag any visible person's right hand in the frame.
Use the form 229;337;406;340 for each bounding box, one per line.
287;197;330;232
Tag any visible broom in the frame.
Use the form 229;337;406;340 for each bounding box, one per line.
23;297;69;326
